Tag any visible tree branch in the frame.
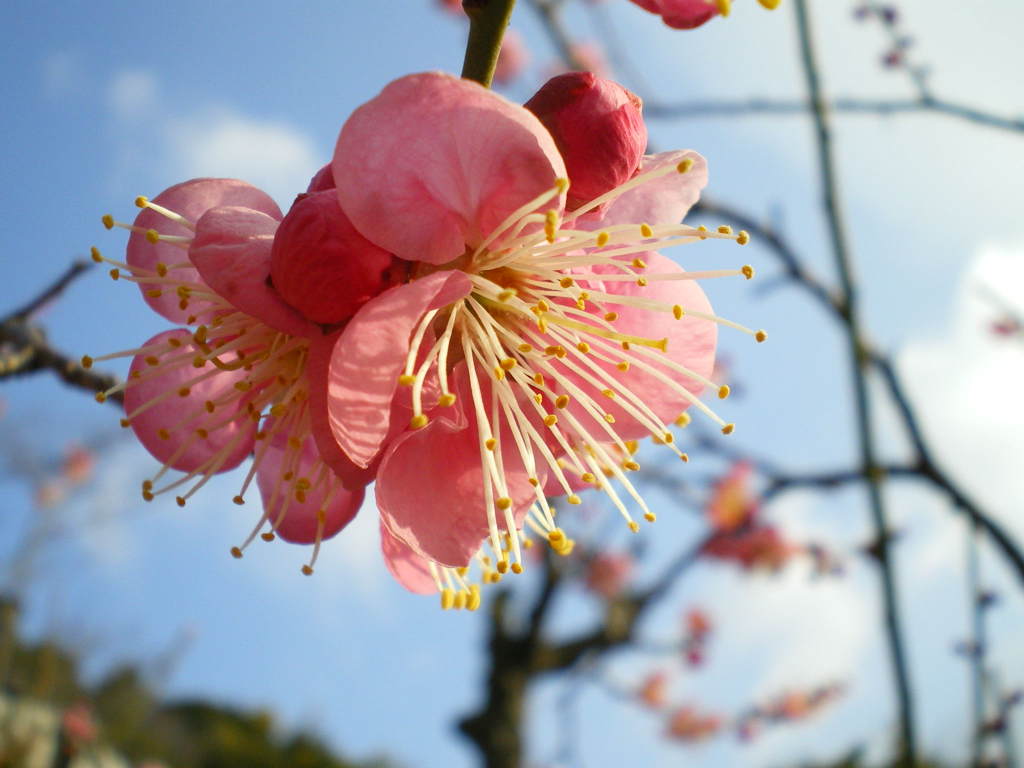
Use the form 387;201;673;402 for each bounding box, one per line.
461;0;518;87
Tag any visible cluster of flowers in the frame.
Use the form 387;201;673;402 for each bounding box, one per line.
702;461;843;575
629;0;781;30
86;70;762;608
638;671;844;744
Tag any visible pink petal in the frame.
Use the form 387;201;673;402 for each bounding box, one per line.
306;330;384;490
380;520;436;594
255;426;364;544
375;391;537;567
333;72;566;264
559;251;717;438
324;270;473;468
189;206;317;338
580;150;707;230
124;330;256;473
127;179;281;324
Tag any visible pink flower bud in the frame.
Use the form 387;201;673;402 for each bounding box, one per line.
270;191;406;325
525;72;647;209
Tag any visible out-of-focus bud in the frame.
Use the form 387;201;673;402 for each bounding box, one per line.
525;72;647;210
493;29;530;85
270;191;407;325
585;551;633;599
638;671;669;708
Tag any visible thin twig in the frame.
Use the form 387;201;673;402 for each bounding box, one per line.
462;0;518;87
793;1;916;762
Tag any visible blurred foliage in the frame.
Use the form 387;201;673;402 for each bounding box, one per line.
0;598;396;768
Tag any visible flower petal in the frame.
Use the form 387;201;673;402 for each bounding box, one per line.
380;520;437;594
189;206;317;338
324;270;473;468
333;72;567;264
124;330;256;473
255;427;364;544
580;150;707;230
127;179;281;324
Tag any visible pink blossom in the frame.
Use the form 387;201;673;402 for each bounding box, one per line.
438;0;463;14
318;72;761;607
629;0;781;29
493;29;530;85
706;460;758;532
525;72;647;210
585;551;633;598
90;178;371;574
703;524;796;571
637;670;669;708
665;705;722;741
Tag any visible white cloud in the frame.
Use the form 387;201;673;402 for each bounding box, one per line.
165;111;319;207
107;70;158;121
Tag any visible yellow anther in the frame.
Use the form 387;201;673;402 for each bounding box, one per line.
555;539;575;556
715;0;731;16
717;225;733;235
567;494;582;505
467;585;482;611
496;559;509;574
177;386;190;397
577;342;590;353
528;477;539;487
497;288;516;302
453;590;467;610
548;529;565;543
302;565;314;576
232;495;245;505
544;209;559;243
142;480;153;491
534;373;546;386
90;246;102;263
517;344;533;354
555;177;569;193
640;223;654;238
134;195;149;208
543;414;558;427
677;156;695;174
175;496;186;508
616;361;630;372
675;412;691;428
231;547;243;559
142;489;154;502
559;276;574;288
628;521;641;533
145;228;160;244
737;230;750;245
194;428;207;439
601;389;615;398
604;311;618;322
487;572;502;584
742;264;755;279
80;355;94;369
485;438;497;451
554;394;570;409
410;413;429;429
500;357;517;370
398;374;416;386
580;472;596;484
204;400;216;413
109;268;120;280
644;512;657;523
261;532;275;542
511;562;523;575
718;385;731;399
758;0;781;8
672;305;684;320
636;277;648;287
146;288;163;298
493;366;506;380
440;589;455;610
632;257;647;269
537;299;550;312
697;225;708;240
604;413;616;423
722;423;736;435
101;214;114;229
233;381;252;392
755;330;768;343
157;428;170;440
680;453;690;462
596;231;610;247
624;460;640;471
438;392;457;407
119;418;130;428
662;431;674;443
533;393;543;404
625;440;639;454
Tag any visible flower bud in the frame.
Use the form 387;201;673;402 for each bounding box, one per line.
525;72;647;210
270;191;406;325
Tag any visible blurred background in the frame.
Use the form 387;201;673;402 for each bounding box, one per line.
1;1;1022;766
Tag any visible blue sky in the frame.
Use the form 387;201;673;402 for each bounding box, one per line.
2;1;1024;766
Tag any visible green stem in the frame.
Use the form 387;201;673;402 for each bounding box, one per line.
461;0;517;88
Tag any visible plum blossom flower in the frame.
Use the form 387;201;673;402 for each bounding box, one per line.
665;705;722;741
318;72;763;606
629;0;781;29
87;178;370;574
